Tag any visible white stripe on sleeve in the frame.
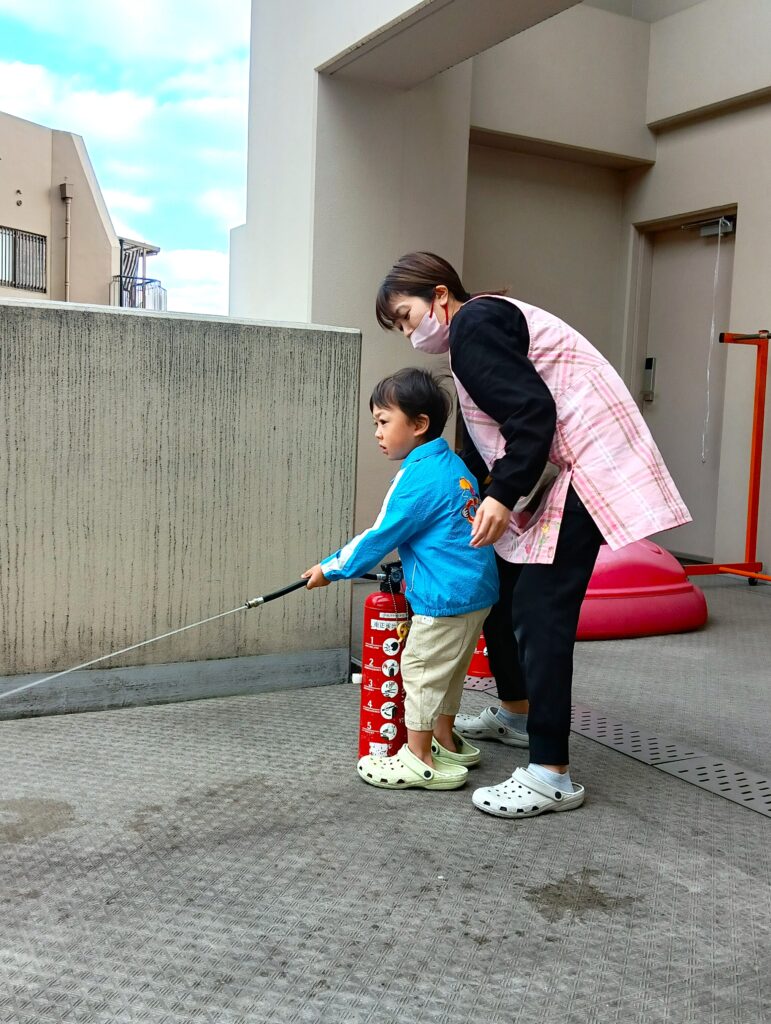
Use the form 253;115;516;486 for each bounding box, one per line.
323;470;404;574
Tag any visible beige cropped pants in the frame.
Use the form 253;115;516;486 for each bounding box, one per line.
400;607;490;732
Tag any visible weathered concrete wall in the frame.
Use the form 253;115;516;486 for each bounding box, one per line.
0;301;360;713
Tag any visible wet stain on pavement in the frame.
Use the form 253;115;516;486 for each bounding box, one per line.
523;868;638;923
0;799;76;844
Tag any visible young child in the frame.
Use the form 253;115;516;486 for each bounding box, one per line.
303;368;498;791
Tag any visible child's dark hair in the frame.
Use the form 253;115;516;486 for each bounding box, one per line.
370;368;452;442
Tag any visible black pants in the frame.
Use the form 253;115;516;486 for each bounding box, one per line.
483;488;603;765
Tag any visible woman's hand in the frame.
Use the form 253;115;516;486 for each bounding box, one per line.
302;564;331;589
470;496;511;548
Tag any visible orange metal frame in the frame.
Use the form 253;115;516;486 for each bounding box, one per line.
684;330;769;583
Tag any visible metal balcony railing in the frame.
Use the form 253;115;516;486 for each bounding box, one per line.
0;225;47;292
111;275;167;311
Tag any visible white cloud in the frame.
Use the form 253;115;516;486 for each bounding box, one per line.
172;94;247;125
197;147;245;166
61;87;155;141
197;188;245;231
108;213;147;244
163;59;249;99
105;160;150;180
0;24;248;300
103;189;154;215
0;60;154;141
150;248;229;316
0;0;250;61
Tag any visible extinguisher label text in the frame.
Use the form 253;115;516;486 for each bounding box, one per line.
369;620;397;632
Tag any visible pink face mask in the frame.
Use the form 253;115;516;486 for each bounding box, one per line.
410;299;450;354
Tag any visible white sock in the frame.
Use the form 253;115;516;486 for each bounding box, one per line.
494;706;528;732
527;763;573;794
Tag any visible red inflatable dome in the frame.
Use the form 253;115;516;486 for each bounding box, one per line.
577;539;708;640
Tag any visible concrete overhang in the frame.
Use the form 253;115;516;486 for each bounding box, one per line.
469;127;656;170
316;0;581;90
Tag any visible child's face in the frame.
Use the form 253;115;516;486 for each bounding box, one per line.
372;404;428;461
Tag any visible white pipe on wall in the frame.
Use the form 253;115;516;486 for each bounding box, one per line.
59;182;73;302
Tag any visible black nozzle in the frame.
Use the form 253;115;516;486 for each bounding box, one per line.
380;561;404;594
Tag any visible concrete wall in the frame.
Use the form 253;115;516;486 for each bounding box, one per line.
235;0;771;567
233;0;424;324
0;112;54;300
462;0;771;568
647;0;771;126
50;132;120;305
231;0;578;322
233;0;579;531
623;100;771;566
0;114;52;240
470;4;655;164
310;66;472;529
0;301;360;712
233;0;476;528
0;110;120;304
463;144;627;369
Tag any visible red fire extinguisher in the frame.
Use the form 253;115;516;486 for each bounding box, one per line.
358;562;410;759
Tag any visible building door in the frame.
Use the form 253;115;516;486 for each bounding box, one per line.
642;219;735;561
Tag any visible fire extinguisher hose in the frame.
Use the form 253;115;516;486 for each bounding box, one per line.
0;576;310;704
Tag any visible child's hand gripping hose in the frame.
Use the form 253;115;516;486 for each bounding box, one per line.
0;578;310;704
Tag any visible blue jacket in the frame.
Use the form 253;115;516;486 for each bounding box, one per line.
321;438;498;616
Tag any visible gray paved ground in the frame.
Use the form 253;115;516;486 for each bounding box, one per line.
573;576;771;771
1;578;769;1023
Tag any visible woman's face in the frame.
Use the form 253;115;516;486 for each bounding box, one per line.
388;292;432;338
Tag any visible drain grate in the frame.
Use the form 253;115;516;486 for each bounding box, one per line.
570;704;699;764
657;758;771;816
366;660;771;818
571;703;771;818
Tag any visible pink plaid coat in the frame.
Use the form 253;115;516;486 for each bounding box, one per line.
451;297;691;564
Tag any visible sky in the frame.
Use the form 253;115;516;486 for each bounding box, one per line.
0;0;251;314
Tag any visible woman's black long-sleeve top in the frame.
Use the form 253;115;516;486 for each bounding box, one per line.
449;297;557;510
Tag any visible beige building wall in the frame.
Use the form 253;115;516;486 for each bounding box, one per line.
471;4;655;163
0;301;360;680
463;144;627;369
50;131;120;305
232;0;437;324
622;101;771;565
646;0;771;126
236;0;771;566
309;66;473;529
0;111;120;304
233;0;579;532
0;113;53;300
461;0;771;568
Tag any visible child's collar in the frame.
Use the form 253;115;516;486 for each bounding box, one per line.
401;436;448;467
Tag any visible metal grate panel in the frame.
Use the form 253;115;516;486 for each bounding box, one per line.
571;702;771;818
658;758;771;816
571;703;699;764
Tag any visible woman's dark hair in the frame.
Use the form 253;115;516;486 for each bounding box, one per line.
369;368;452;442
375;251;471;330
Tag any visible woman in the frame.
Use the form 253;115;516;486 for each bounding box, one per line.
375;252;690;820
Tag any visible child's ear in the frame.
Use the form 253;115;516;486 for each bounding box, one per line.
414;414;430;438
